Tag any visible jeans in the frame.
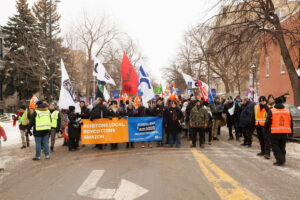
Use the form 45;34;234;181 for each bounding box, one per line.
35;135;49;158
234;121;240;139
169;133;181;147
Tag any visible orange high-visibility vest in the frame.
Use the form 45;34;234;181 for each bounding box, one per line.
270;108;292;134
255;104;267;126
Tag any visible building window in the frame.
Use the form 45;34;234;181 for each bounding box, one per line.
0;38;3;60
281;56;286;74
266;56;270;77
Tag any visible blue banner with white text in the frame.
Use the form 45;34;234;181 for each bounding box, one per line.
128;117;163;142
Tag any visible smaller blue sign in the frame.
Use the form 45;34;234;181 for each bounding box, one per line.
211;88;216;97
112;90;119;99
128;117;163;142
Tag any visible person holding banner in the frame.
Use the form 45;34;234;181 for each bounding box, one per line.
166;101;183;148
190;100;209;148
107;101;124;150
125;103;137;148
152;98;167;147
138;102;153;148
89;98;108;150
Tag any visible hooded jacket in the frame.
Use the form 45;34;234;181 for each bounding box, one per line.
27;104;51;137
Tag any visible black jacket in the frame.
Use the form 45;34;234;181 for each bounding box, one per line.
223;102;240;124
107;106;124;118
166;107;183;134
68;111;81;138
137;106;150;117
239;101;255;128
27;106;51;137
80;106;91;119
125;108;137;117
90;103;108;120
210;101;224;120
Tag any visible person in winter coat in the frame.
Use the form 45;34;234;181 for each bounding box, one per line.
27;101;51;160
80;101;90;119
181;101;189;138
68;106;81;151
107;101;124;150
203;101;213;145
152;98;167;146
49;104;61;152
190;100;209;148
223;96;241;141
234;96;242;137
13;105;30;149
210;96;224;140
166;101;183;148
264;96;293;166
89;99;108;150
125;103;137;148
185;96;197;140
138;102;153;148
239;97;255;147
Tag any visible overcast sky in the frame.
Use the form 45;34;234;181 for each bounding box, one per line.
0;0;217;83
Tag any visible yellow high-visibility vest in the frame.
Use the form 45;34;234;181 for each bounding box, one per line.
51;110;59;128
19;109;29;125
35;110;51;131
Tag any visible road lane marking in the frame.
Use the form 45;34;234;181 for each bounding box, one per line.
77;170;148;200
191;148;261;200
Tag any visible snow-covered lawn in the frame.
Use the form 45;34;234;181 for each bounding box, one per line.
0;121;23;148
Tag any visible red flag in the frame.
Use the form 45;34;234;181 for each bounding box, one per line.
121;52;139;95
197;77;209;102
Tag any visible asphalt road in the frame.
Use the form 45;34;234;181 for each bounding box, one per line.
1;131;300;200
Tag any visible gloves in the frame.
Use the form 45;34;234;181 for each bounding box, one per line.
3;137;7;142
109;117;112;120
123;116;128;119
118;116;122;119
28;131;33;136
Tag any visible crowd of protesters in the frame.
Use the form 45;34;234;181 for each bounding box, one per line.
2;92;293;166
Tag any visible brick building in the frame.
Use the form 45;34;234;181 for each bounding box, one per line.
259;11;300;105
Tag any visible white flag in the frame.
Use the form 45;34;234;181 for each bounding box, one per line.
103;86;110;101
138;66;155;108
182;72;209;92
181;72;197;89
93;58;116;86
58;59;81;113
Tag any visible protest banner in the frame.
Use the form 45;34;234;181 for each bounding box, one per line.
80;117;163;144
128;117;163;142
81;118;129;144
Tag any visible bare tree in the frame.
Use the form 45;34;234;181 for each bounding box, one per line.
207;0;300;105
74;13;119;101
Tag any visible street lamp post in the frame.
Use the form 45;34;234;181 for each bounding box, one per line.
49;0;60;102
251;64;256;100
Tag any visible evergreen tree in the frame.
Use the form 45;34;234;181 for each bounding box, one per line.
32;0;67;100
1;0;39;100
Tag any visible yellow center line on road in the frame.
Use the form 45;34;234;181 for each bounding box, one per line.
191;148;261;200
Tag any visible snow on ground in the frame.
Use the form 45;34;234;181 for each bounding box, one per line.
0;121;22;148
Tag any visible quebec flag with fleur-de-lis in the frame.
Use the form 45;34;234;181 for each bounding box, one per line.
138;66;155;108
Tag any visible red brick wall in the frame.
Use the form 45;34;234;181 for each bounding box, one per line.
259;12;300;105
